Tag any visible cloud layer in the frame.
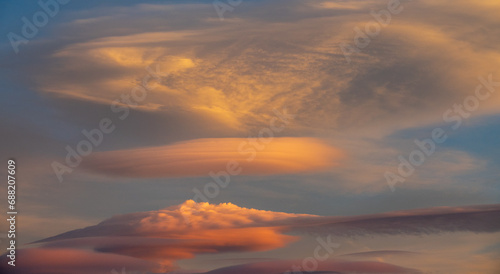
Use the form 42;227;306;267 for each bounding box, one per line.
17;0;499;136
2;200;499;273
82;137;344;178
1;0;500;273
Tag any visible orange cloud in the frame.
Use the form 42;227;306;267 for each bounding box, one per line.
82;137;344;178
24;200;312;272
4;201;499;273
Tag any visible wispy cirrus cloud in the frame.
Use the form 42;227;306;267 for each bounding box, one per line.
3;0;500;139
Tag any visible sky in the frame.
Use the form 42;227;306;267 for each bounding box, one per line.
0;0;499;273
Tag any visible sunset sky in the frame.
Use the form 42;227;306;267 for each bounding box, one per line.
1;0;500;273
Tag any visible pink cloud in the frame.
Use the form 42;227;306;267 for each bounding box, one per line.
202;259;420;274
2;201;498;273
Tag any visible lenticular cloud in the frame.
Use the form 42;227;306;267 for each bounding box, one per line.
82;138;344;178
2;201;499;273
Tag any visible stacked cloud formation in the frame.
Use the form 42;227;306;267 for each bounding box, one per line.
2;200;499;273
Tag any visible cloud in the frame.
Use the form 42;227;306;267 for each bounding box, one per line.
2;201;498;273
36;200;311;243
4;0;500;140
0;248;162;274
8;0;500;144
23;200;312;272
330;232;500;274
82;137;344;178
201;259;420;274
338;250;421;258
312;0;376;11
294;204;500;237
1;1;500;272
